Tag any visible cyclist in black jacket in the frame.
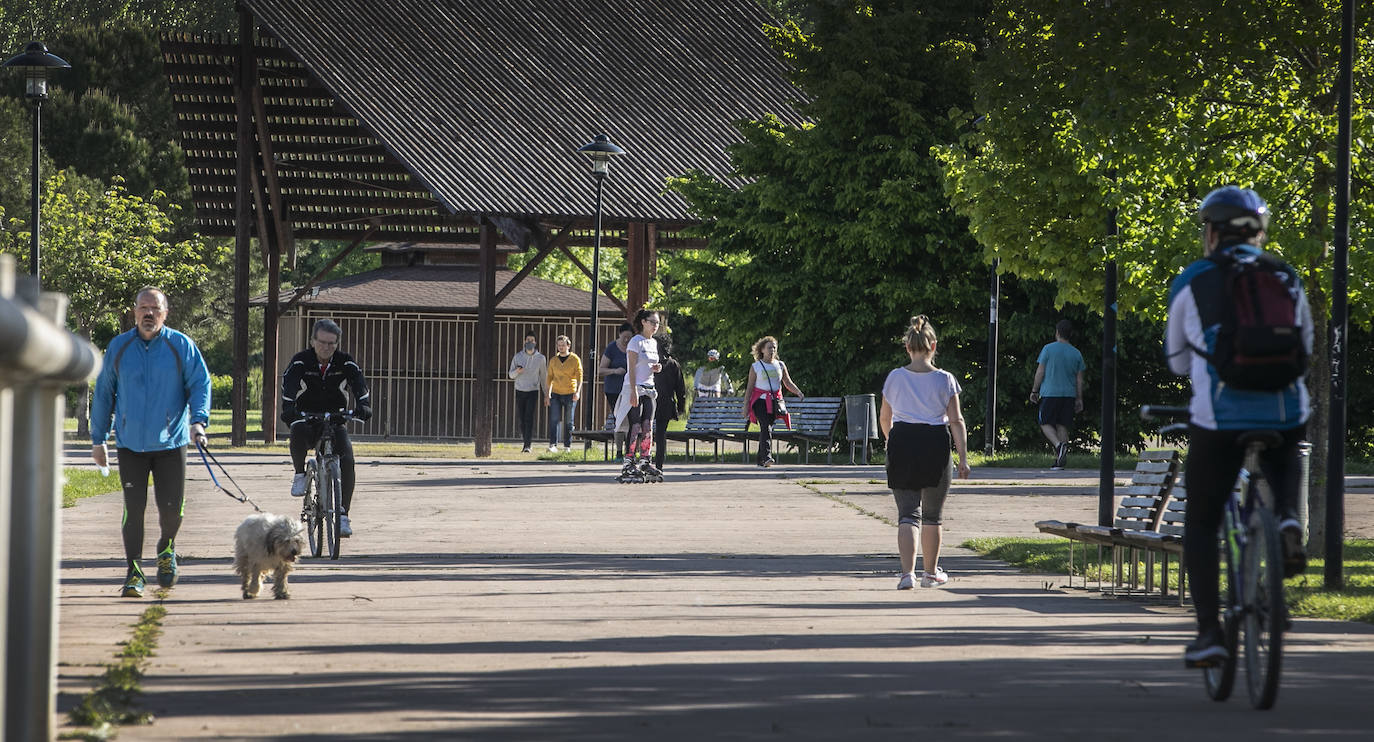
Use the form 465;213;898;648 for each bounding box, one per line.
282;318;373;536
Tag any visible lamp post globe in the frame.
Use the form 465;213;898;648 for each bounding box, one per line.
4;41;71;285
576;134;626;432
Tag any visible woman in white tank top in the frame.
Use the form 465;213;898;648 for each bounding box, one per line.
744;335;803;467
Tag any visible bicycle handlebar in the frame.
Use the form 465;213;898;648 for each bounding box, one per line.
300;410;354;424
1140;404;1189;422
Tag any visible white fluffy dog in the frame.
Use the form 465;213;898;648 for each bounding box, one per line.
233;512;308;599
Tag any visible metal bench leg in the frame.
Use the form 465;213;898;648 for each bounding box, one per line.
1145;550;1155;595
1096;545;1104;592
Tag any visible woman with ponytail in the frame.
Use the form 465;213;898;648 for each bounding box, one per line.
879;315;970;590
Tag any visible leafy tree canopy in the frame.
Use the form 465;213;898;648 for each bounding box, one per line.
937;0;1374;324
0;170;226;343
668;0;993;397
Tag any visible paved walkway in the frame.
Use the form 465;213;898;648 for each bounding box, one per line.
55;453;1374;740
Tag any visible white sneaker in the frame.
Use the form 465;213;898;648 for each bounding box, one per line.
339;515;352;537
896;573;916;590
290;472;308;496
548;444;559;453
920;567;948;588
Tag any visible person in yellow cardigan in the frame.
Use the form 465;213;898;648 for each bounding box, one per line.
545;334;583;452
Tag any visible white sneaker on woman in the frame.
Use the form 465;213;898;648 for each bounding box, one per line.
896;573;916;590
920;567;948;588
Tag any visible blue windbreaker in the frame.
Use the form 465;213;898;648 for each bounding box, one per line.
90;327;212;452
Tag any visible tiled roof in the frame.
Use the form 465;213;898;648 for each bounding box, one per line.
235;0;803;224
254;265;596;314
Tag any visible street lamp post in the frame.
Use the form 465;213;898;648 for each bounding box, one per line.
576;133;626;433
3;41;71;287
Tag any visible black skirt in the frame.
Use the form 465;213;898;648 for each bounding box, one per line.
886;422;951;490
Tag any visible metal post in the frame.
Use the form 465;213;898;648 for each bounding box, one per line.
1099;256;1117;527
985;257;1000;454
29;98;40;283
5;297;66;742
585;173;605;432
1326;0;1354;589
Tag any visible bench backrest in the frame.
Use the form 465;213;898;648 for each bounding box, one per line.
779;396;843;435
1157;470;1245;538
684;396;749;433
1113;449;1181;531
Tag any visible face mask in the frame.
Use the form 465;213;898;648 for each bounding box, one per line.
524;342;536;352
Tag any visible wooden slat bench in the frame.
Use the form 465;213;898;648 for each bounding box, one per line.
1034;449;1181;595
664;396;749;461
771;396;845;464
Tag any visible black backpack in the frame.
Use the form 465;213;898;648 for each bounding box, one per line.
1195;251;1307;391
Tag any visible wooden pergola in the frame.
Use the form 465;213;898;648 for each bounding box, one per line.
159;0;802;454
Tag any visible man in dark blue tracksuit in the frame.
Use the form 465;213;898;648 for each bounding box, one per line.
91;286;212;598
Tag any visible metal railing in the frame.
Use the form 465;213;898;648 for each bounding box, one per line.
0;254;102;742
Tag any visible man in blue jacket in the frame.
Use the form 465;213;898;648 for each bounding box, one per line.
91;287;212;598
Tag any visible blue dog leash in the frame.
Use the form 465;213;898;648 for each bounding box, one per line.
195;439;263;512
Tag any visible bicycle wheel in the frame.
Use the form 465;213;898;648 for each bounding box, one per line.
1243;506;1285;709
303;460;323;558
1203;529;1239;701
326;457;343;560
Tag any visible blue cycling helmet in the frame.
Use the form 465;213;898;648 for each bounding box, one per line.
1199;186;1270;235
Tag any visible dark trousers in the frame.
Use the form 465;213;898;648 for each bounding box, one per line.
1184;424;1305;633
653;413;672;469
515;389;539;448
117;447;187;568
752;397;778;464
289;420;358;514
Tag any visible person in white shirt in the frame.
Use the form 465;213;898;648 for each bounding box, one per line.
618;309;663;478
743;336;803;467
693;348;734;399
879;315;970;590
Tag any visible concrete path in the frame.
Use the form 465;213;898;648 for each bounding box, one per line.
55;453;1374;740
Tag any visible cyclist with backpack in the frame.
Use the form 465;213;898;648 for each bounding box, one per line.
1165;186;1312;668
283;318;373;537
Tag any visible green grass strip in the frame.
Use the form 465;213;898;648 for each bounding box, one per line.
962;536;1374;624
64;602;167;738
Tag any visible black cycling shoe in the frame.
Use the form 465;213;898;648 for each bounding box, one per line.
1184;627;1229;668
1278;518;1308;578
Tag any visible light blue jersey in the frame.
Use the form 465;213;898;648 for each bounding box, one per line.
1036;341;1084;398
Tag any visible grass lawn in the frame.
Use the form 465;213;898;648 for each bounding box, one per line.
962;536;1374;624
63;469;122;508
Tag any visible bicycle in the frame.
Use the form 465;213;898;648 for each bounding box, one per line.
1141;405;1287;709
298;411;352;560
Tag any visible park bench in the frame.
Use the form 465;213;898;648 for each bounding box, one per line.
1034;449;1181;597
665;396;750;461
570;422;617;461
770;396;845;463
664;396;845;464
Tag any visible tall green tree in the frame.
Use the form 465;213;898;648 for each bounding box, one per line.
669;1;994;399
1;170;227;434
937;0;1374;553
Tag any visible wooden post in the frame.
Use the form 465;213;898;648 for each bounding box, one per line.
474;220;497;456
626;221;649;316
231;7;254;447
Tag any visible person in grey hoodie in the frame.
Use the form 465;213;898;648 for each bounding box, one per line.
508;330;548;452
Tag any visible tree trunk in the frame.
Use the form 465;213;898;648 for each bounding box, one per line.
76;324;92;440
1303;160;1333;558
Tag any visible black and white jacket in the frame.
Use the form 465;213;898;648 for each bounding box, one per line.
280;348;373;423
